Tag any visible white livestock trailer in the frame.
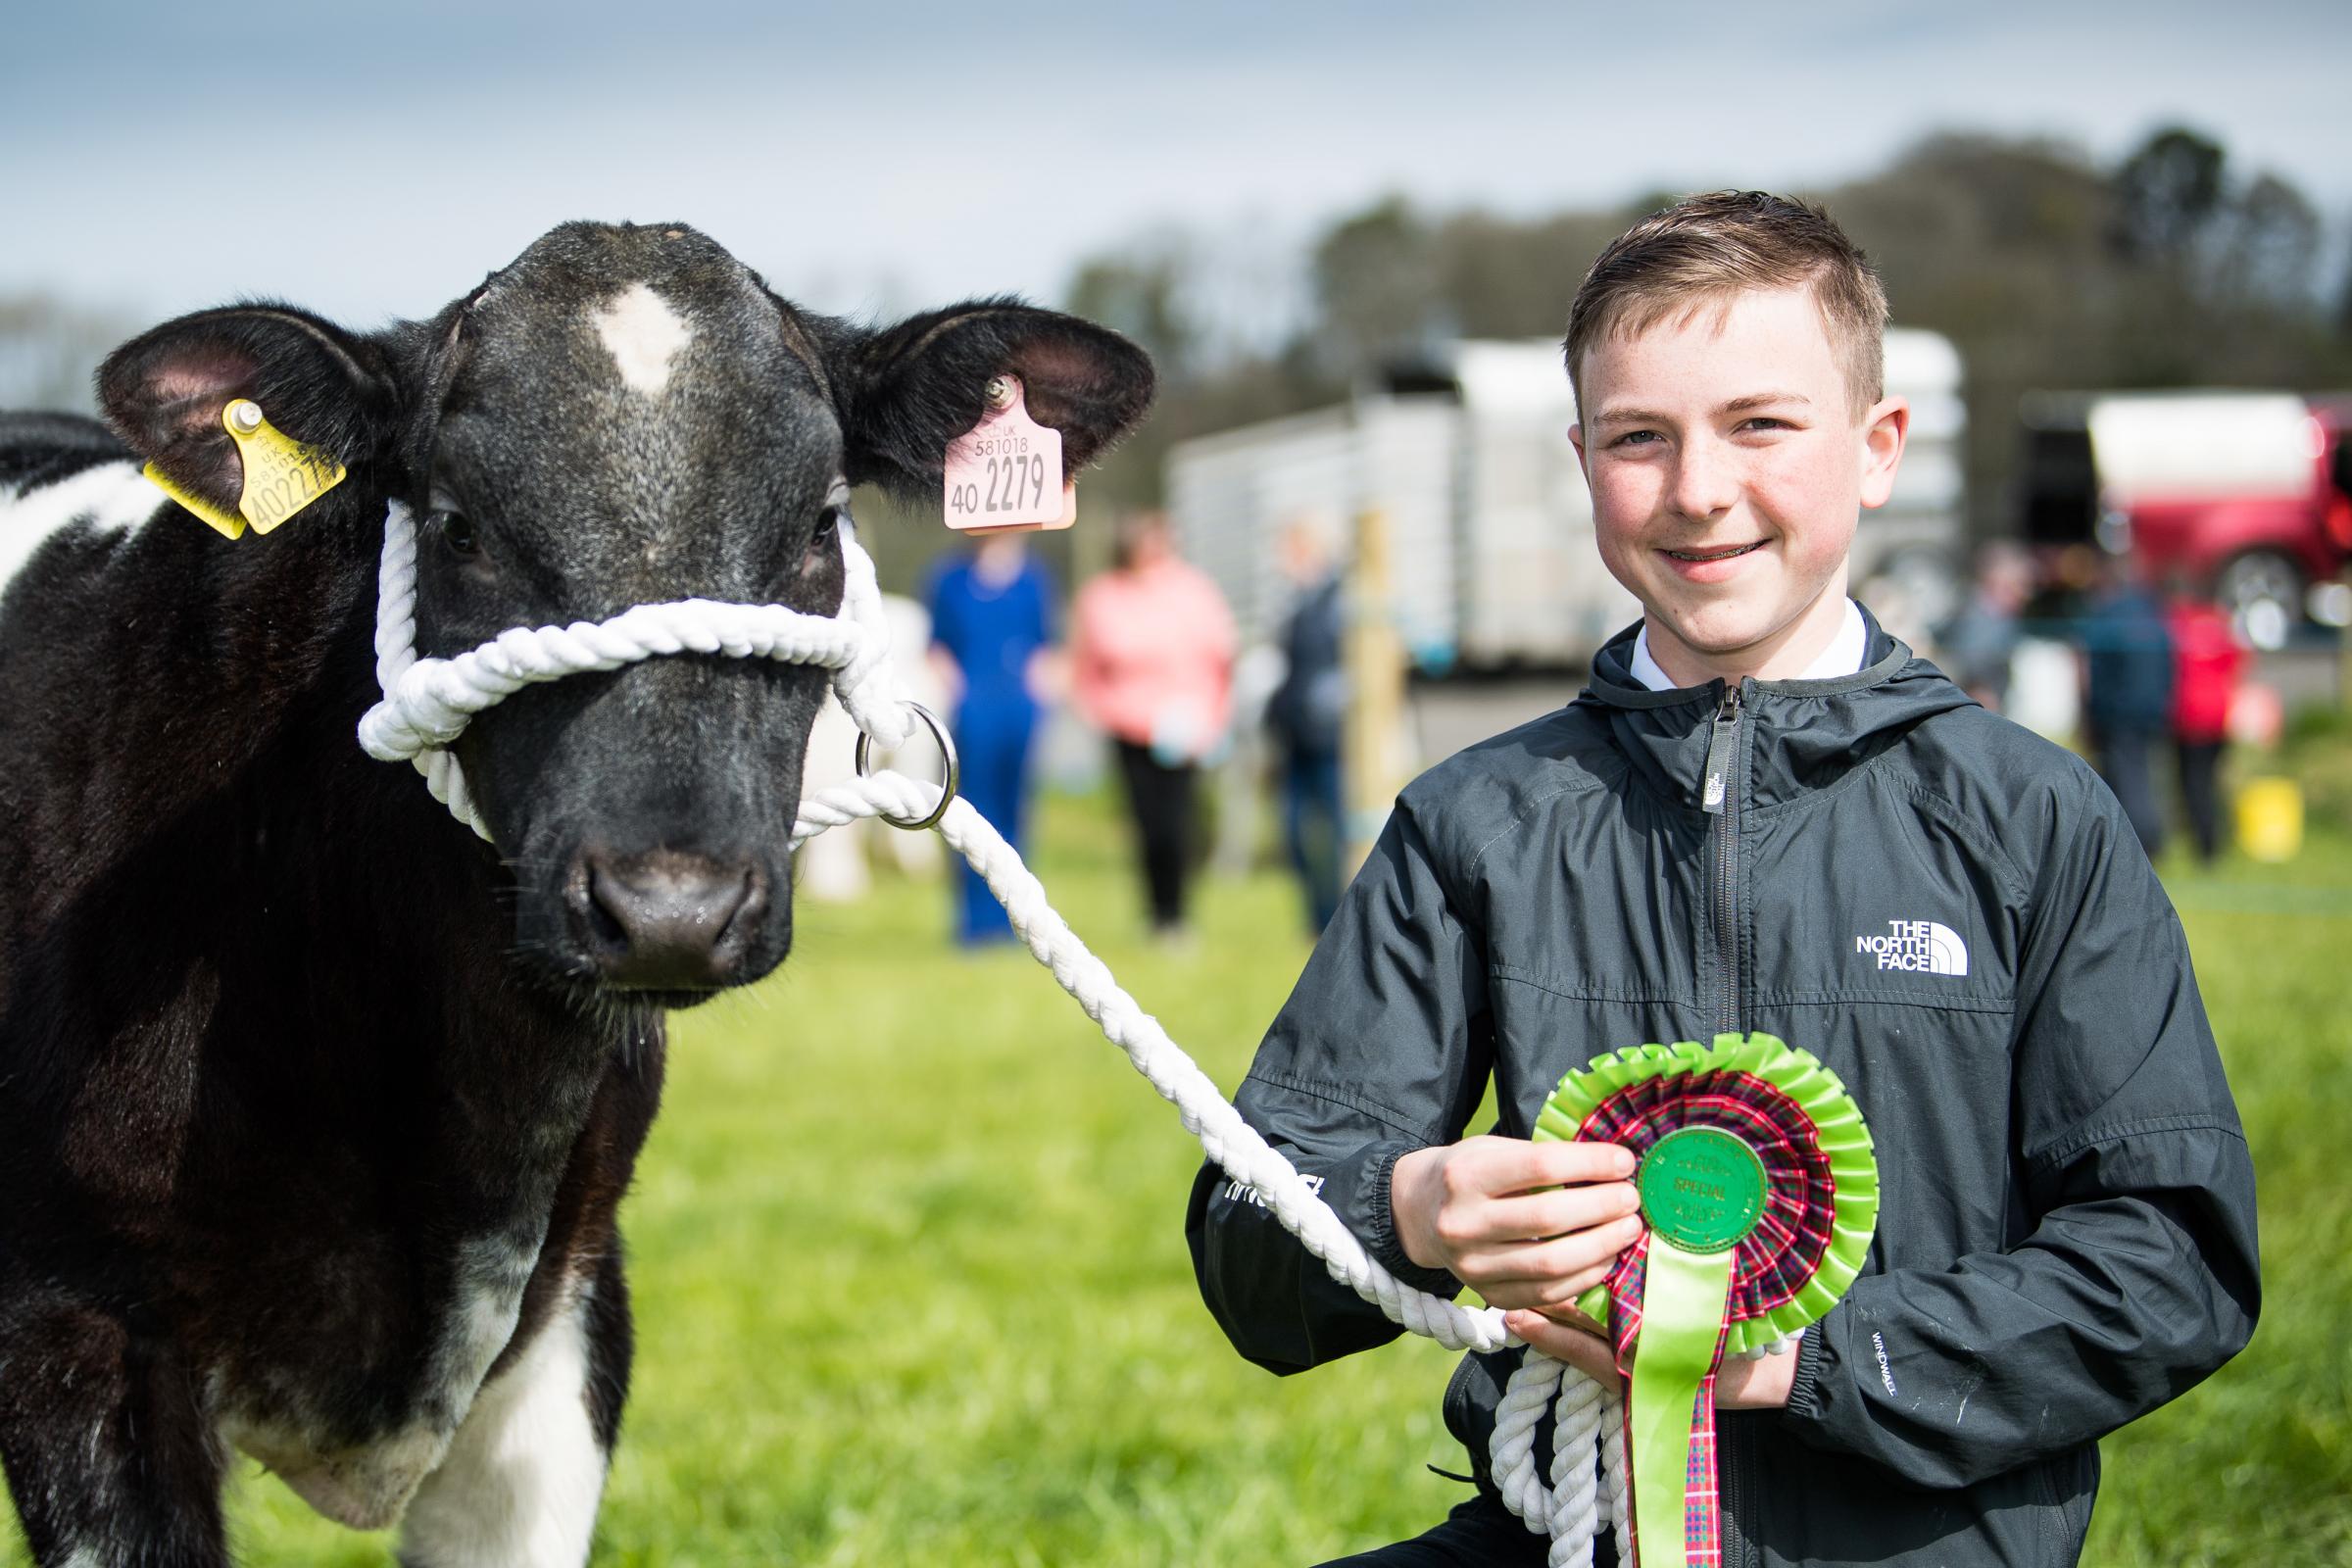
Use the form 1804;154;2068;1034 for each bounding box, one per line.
1167;330;1969;670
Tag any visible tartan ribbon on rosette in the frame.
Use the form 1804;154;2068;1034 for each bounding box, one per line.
1535;1033;1878;1568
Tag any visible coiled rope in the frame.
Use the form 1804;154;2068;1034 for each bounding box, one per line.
359;500;1627;1564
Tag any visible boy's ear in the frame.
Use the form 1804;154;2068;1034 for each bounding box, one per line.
810;299;1154;497
97;305;401;517
1857;397;1910;511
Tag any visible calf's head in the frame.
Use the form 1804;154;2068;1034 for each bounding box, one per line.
100;221;1152;1004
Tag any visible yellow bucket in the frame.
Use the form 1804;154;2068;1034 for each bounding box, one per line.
2235;777;2304;863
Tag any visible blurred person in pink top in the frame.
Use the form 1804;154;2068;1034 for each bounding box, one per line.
1071;513;1237;937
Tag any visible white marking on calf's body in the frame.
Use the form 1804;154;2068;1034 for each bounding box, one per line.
0;463;163;598
216;1232;546;1531
398;1286;607;1568
589;282;692;395
224;1417;449;1533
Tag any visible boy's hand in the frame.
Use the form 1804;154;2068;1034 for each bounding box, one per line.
1394;1139;1798;1408
1392;1136;1642;1311
1501;1309;1798;1408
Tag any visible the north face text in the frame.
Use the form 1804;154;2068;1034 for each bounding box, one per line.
1855;919;1970;976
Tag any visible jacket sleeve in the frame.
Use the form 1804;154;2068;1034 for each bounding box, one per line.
1784;770;2261;1487
1185;796;1494;1374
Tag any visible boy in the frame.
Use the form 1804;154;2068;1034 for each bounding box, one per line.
1185;192;2258;1567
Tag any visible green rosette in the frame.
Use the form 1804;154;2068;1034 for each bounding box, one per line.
1533;1031;1877;1567
1536;1030;1877;1355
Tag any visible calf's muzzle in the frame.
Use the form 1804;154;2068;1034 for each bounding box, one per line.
569;847;772;990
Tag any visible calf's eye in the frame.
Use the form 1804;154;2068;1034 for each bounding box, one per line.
803;506;843;572
433;511;480;559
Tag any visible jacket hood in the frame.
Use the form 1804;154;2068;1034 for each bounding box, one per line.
1579;605;1978;811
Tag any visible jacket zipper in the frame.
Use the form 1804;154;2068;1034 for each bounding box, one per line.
1701;685;1743;1037
1701;684;1752;1565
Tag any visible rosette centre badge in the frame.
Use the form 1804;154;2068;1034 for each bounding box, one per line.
1639;1126;1767;1253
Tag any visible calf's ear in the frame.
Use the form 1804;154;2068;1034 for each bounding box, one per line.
98;305;401;518
816;300;1154;497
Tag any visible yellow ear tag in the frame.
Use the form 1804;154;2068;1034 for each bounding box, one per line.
141;400;348;541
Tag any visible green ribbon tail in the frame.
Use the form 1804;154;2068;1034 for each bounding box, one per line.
1629;1239;1735;1568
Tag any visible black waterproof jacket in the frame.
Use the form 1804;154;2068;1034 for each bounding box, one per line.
1187;614;2259;1567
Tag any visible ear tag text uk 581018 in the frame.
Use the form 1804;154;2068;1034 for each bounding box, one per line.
143;400;348;541
943;375;1072;534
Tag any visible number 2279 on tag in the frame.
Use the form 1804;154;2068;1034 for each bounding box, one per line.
943;381;1072;532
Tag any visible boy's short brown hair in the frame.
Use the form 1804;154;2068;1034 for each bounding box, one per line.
1564;191;1888;417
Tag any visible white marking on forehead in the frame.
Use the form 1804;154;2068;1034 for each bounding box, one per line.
589;282;692;395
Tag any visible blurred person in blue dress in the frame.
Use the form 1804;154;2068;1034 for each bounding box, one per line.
924;533;1059;945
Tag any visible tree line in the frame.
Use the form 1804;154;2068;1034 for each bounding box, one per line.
1064;125;2352;539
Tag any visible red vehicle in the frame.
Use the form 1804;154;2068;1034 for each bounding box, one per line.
2019;390;2352;647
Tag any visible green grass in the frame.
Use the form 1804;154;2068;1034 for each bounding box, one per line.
2083;837;2352;1568
4;792;2348;1564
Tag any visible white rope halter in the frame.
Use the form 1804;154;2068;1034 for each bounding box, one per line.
360;500;916;837
355;500;1628;1564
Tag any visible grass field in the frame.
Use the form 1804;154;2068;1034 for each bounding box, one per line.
4;789;2348;1565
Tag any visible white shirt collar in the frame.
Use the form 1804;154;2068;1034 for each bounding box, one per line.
1628;600;1870;693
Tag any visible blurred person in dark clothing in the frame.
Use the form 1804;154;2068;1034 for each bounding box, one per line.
2080;564;2174;857
2167;586;2247;862
1265;518;1348;934
1936;541;2032;711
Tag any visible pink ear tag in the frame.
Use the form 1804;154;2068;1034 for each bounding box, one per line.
943;375;1073;533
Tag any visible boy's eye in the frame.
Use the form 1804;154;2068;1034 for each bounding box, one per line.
1610;430;1662;449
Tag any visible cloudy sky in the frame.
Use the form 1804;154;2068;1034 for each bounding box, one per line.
6;0;2347;332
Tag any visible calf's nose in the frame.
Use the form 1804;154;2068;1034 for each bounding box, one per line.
572;849;768;990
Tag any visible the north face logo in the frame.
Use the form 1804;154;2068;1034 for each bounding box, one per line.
1855;919;1969;976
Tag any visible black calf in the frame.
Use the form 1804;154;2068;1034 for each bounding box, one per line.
0;220;1151;1566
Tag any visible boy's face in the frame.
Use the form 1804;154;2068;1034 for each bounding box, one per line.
1570;283;1907;684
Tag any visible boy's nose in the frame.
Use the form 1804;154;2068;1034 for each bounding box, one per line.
1667;441;1740;521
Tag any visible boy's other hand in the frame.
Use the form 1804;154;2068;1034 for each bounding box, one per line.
1392;1136;1642;1312
1503;1305;1622;1393
1711;1348;1797;1408
1501;1307;1799;1408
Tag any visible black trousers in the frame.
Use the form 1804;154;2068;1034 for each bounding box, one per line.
2177;739;2226;861
1316;1494;1592;1566
2091;724;2166;858
1112;738;1198;930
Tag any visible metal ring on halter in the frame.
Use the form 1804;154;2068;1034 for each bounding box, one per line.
854;701;961;831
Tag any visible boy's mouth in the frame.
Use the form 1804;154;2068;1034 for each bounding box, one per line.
1664;541;1766;564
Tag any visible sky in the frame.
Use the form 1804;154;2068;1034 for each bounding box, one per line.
5;0;2349;334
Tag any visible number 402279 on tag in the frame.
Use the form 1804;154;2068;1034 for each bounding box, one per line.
943;377;1074;533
